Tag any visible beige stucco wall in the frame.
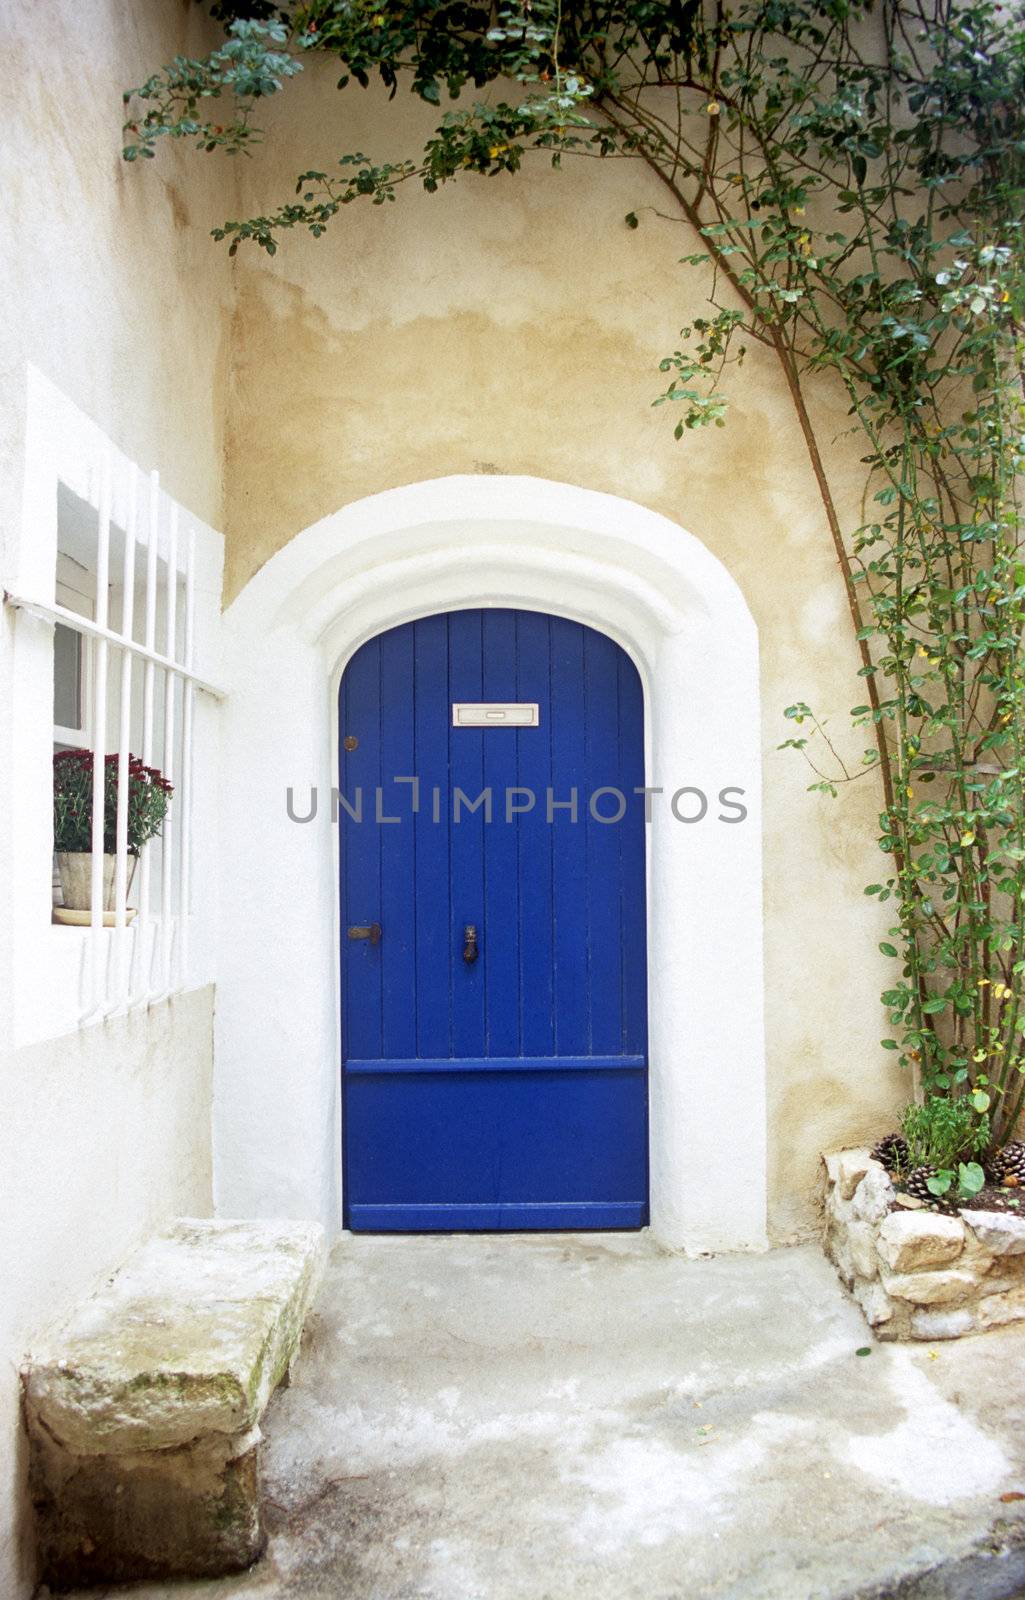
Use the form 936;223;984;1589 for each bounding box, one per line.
217;61;907;1240
0;5;229;1595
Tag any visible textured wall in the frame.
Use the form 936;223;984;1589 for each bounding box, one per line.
216;61;907;1241
0;1;233;554
0;4;229;1594
0;989;215;1597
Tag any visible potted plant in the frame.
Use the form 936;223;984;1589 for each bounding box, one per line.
53;749;173;921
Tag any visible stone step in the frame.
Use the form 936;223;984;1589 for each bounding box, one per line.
22;1217;325;1588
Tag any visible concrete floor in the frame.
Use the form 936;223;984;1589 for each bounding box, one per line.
69;1234;1025;1600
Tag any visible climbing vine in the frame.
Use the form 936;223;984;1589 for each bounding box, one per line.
125;0;1025;1149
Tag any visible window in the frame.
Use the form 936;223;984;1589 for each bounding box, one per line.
46;468;213;1015
53;620;86;742
5;371;225;1035
53;549;96;744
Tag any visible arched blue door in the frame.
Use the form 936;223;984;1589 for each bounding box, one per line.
339;608;648;1230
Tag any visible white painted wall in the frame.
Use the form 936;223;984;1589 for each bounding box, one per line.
216;475;766;1255
0;988;215;1596
0;368;225;1600
0;5;229;1590
0;375;226;1598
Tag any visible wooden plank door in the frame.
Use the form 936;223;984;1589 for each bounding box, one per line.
340;608;648;1230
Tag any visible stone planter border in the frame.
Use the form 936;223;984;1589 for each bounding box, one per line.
823;1148;1025;1340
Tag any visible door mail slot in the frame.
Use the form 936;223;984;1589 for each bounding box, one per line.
452;702;540;727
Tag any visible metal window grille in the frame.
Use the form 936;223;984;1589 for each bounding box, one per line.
5;447;224;1023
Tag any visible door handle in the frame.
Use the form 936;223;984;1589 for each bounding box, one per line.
463;924;479;964
348;922;382;945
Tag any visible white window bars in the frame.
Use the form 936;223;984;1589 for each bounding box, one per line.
5;445;225;1024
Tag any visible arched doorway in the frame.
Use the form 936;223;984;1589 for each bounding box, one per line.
215;475;766;1253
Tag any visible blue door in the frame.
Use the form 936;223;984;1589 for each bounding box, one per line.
339;608;648;1231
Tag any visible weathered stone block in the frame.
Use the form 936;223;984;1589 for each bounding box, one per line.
847;1219;879;1281
28;1418;263;1588
876;1211;965;1273
23;1217;325;1588
822;1151;844;1186
963;1210;1025;1257
853;1279;894;1327
910;1307;975;1340
824;1223;856;1289
851;1166;894;1225
880;1268;978;1306
978;1285;1025;1328
835;1149;877;1203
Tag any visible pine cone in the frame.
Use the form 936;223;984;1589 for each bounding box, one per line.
872;1133;910;1174
989;1141;1025;1184
904;1164;938;1201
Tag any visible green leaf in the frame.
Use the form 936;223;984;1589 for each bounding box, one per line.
971;1090;991;1113
926;1172;953;1196
625;211;639;229
879;942;898;957
957;1161;985;1197
855;1346;872;1356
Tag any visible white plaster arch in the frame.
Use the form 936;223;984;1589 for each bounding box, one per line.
215;475;766;1254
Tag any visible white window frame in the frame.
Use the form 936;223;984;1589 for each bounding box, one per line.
3;367;226;1045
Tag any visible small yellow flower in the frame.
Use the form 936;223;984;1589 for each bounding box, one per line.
978;977;991;986
994;982;1007;998
706;101;721;115
961;832;975;846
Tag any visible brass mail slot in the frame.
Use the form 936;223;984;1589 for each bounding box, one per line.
452;702;540;727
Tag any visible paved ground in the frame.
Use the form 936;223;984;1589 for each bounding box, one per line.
69;1234;1025;1600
